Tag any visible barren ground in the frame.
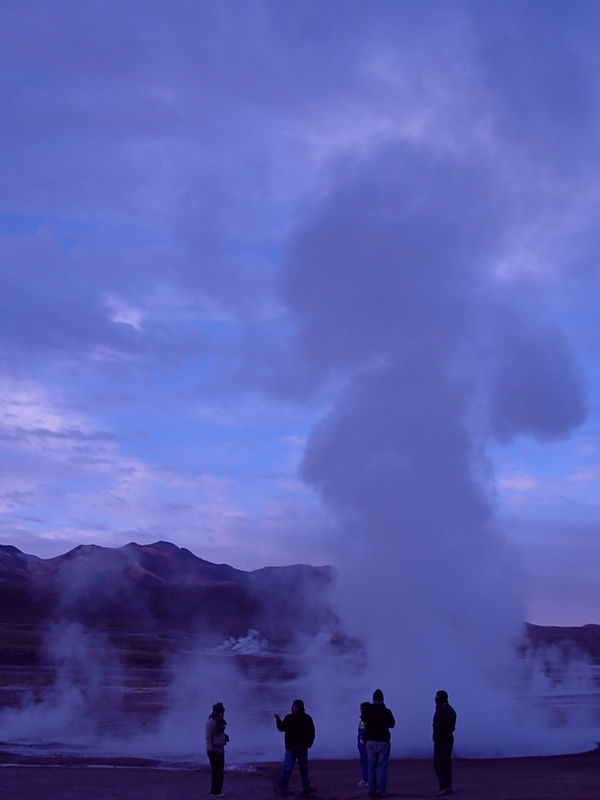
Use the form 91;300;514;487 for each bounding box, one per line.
0;752;599;800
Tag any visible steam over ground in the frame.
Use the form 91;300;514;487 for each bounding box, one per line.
279;147;597;757
1;148;599;761
2;1;600;764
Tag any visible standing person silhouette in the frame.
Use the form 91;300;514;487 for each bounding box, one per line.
357;701;371;786
205;701;229;797
432;690;457;796
364;689;395;798
275;699;317;794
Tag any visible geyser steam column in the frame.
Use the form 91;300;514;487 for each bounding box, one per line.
282;144;591;756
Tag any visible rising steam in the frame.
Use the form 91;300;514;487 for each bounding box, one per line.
0;144;597;764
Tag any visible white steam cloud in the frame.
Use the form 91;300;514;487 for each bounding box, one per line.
270;142;597;756
1;141;598;763
0;124;598;767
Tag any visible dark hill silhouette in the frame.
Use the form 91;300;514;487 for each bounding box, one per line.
0;541;597;672
525;622;600;665
1;540;333;591
0;541;345;668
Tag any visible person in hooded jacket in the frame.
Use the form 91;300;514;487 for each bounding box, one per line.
432;690;457;796
274;699;317;794
364;689;395;798
205;701;229;796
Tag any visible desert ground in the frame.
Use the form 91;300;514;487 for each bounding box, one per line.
0;752;599;800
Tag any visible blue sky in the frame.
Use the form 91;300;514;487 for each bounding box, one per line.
1;0;600;625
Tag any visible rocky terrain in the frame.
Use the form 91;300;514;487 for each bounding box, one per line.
0;541;598;772
0;540;598;671
0;541;352;670
525;621;600;665
0;541;365;750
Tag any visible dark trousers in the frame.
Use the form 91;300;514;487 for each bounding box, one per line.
358;741;368;781
208;750;225;795
433;741;453;790
277;748;311;791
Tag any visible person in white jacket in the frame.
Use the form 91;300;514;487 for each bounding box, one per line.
205;702;229;796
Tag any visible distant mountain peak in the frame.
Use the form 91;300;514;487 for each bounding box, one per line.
0;540;340;649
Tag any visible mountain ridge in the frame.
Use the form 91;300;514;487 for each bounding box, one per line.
0;540;342;667
0;540;334;587
0;541;598;668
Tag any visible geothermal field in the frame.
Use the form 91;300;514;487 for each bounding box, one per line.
0;541;599;794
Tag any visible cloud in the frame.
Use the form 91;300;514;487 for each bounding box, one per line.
471;0;600;174
488;319;587;443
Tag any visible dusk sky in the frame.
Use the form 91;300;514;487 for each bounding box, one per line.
2;1;600;626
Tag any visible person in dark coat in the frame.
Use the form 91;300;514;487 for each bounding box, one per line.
432;690;457;796
364;689;395;798
275;699;317;794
